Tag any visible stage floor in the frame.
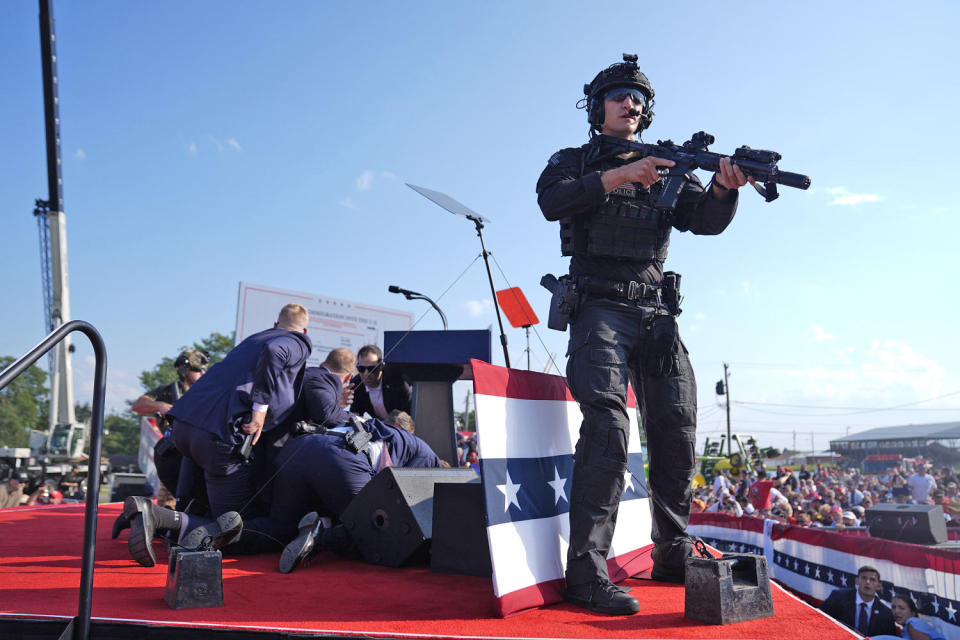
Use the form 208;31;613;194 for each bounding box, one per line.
0;503;858;639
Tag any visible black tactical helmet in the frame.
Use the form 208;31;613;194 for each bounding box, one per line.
174;349;209;378
580;53;655;135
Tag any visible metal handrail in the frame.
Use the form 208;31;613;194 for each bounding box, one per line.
0;320;106;640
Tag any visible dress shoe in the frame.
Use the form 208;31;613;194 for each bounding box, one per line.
111;511;130;539
125;496;158;567
179;511;243;550
279;512;324;574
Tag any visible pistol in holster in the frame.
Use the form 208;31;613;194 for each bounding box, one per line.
540;273;579;331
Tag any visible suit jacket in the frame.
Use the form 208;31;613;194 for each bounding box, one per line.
274;418;444;517
819;588;897;636
349;365;413;419
298;366;354;427
167;327;312;442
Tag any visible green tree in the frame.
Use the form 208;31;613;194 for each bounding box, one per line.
138;331;234;392
0;356;49;447
74;402;92;424
102;413;142;455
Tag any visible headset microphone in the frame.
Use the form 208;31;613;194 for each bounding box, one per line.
628;108;642;117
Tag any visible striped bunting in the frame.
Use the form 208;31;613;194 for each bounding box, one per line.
471;359;652;617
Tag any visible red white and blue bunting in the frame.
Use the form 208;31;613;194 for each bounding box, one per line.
691;512;960;639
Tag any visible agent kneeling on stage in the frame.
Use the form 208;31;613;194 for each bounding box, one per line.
272;415;447;574
122;303;313;567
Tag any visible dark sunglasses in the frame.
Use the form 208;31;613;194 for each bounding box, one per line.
357;363;382;373
604;87;646;106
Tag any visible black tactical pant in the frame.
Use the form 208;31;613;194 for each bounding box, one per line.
564;296;698;587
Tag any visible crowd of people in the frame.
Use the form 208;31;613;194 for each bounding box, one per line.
691;459;960;529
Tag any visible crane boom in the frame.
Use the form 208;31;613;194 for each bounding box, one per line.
37;0;75;428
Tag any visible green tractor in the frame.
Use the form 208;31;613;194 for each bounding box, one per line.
692;434;781;488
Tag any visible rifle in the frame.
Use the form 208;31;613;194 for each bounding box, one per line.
598;131;810;206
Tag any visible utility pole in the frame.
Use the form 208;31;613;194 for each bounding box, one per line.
715;363;732;456
36;0;75;430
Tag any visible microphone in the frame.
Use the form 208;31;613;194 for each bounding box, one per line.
628;108;642;117
388;285;421;297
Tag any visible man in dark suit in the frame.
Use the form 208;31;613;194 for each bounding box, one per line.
299;348;356;427
820;565;897;636
273;418;447;573
348;344;412;420
124;303;313;567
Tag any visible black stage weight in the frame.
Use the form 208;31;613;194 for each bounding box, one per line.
685;553;774;625
164;547;224;610
340;467;478;567
865;503;947;545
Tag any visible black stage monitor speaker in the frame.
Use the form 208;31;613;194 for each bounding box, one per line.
110;472;152;502
865;503;947;545
430;482;492;577
340;467;479;567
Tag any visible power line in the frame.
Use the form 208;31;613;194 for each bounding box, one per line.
733;390;960;417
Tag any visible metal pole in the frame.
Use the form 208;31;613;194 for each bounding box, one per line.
723;362;731;450
0;320;107;640
471;217;511;368
525;326;531;370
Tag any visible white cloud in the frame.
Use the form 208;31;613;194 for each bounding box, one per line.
226;138;243;152
355;170;375;191
339;197;358;209
742;282;751;294
809;324;835;342
463;299;494;317
828;187;882;206
187;141;198;155
73;148;86;160
759;340;945;405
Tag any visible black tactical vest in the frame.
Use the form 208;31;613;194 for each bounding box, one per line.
560;143;672;262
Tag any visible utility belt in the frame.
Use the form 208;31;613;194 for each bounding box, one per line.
541;271;683;331
291;416;372;455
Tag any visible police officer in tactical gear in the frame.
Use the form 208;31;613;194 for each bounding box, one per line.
131;349;210;426
537;54;752;615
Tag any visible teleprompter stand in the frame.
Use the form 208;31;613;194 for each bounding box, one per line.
406;183;512;368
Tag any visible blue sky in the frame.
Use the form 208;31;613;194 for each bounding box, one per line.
2;1;958;453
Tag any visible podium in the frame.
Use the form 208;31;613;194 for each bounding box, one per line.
383;330;491;465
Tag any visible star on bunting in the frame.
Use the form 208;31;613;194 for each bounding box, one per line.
548;467;568;505
497;470;521;512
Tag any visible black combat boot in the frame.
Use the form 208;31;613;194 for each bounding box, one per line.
564;580;641;615
650;537;694;583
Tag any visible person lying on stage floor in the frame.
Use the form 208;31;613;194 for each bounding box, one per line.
273;416;450;574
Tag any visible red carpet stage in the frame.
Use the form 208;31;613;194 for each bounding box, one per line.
0;503;858;639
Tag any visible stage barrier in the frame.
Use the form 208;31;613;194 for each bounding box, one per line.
690;512;960;639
